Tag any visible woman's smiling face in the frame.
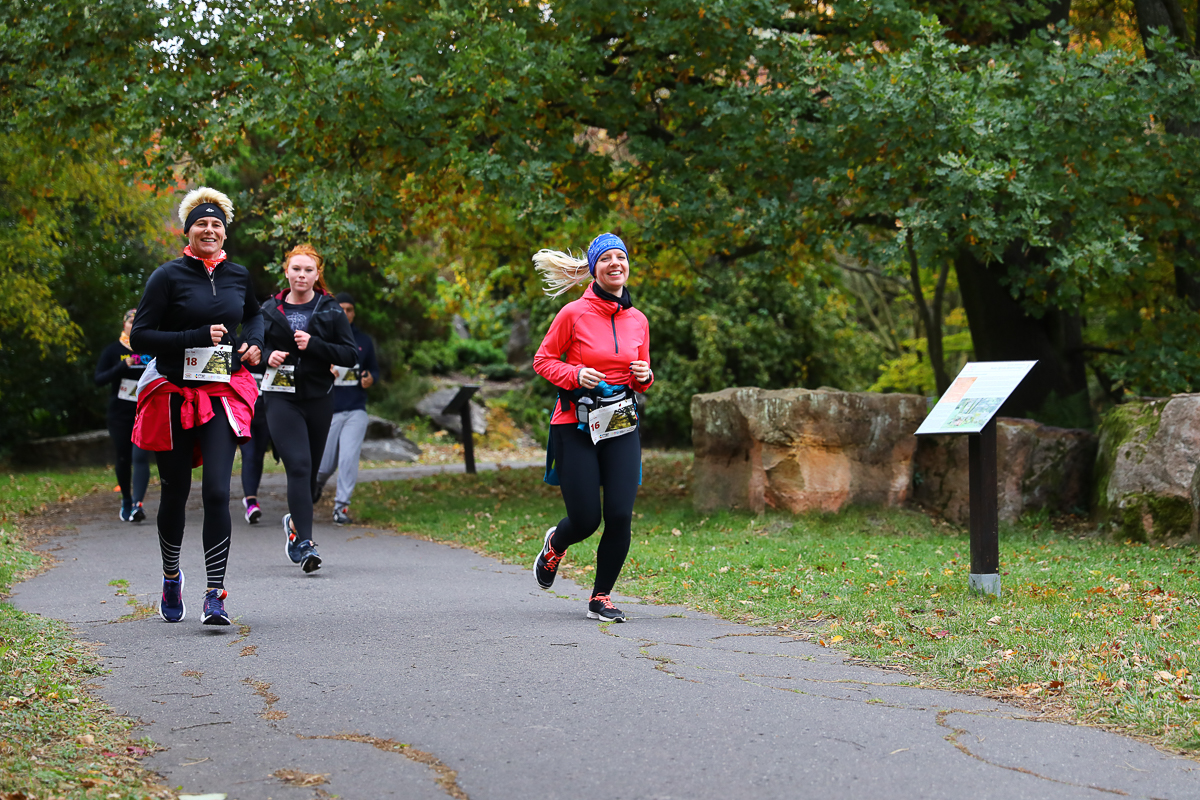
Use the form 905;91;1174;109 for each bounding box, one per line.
593;248;629;294
188;216;226;258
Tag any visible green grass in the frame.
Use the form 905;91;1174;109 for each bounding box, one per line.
1;467;171;799
1;466;117;522
356;455;1200;754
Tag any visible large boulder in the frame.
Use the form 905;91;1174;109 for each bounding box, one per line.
14;430;112;469
1094;395;1200;541
415;388;488;440
913;418;1097;525
359;437;422;463
691;387;927;514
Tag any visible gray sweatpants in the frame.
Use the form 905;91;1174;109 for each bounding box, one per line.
317;409;369;509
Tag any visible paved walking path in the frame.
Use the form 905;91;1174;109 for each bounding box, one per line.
13;473;1200;800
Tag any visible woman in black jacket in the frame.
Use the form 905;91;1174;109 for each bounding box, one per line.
94;308;152;523
130;187;263;627
260;244;357;574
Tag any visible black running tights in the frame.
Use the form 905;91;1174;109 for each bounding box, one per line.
547;423;641;597
108;408;151;505
239;397;269;499
265;393;333;542
155;394;239;589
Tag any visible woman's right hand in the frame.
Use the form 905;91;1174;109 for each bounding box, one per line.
578;367;607;390
209;324;228;345
268;350;288;368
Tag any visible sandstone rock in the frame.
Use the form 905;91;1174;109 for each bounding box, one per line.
1094;395;1200;541
914;418;1097;525
415;388;488;440
691;387;927;514
15;430;113;469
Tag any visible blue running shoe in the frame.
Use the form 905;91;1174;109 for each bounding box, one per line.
201;588;230;626
119;499;132;522
159;571;185;623
283;514;303;564
298;540;322;574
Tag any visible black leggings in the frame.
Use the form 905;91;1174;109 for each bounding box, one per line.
155;394;239;590
108;407;151;505
547;423;641;597
239;397;269;498
265;392;333;542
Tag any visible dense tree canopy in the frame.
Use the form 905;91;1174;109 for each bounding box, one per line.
3;0;1199;445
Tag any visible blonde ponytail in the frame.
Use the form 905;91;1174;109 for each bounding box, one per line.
533;249;591;298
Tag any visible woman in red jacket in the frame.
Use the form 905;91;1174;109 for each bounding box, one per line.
531;233;653;622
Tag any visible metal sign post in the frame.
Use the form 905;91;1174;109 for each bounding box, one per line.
914;361;1037;600
967;416;1000;597
442;385;481;475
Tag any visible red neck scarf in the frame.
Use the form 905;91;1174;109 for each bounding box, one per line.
183;245;228;275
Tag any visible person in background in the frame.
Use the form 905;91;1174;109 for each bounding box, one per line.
94;308;153;522
238;358;269;524
260;245;357;573
316;292;379;526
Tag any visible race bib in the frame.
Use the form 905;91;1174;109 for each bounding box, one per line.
183;345;233;383
117;378;139;402
332;363;360;387
261;364;296;393
587;397;638;444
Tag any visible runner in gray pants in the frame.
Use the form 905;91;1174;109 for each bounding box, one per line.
316;293;379;526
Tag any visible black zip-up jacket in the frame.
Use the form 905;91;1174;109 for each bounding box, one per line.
130;253;264;387
94;341;151;418
261;289;358;400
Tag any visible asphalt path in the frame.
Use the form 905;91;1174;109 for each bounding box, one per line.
12;470;1200;800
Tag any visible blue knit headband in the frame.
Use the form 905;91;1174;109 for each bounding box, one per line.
587;233;627;276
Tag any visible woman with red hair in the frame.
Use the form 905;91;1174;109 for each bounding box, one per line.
260;244;357;574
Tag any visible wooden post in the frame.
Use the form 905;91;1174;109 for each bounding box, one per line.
460;402;475;475
441;385;481;476
967;416;1000;597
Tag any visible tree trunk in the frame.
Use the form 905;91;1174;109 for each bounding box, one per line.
954;247;1088;419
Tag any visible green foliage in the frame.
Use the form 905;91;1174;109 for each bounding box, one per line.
409;338;508;375
638;260;882;443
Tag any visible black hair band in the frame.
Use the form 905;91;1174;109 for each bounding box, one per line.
184;203;228;233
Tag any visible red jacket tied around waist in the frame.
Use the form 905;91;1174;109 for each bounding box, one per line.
533;284;653;426
133;368;258;466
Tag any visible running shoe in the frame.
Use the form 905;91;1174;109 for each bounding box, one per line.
159;571;185;623
243;497;262;525
332;506;351;526
201;588;230;626
284;514;303;564
587;594;626;622
129;502;146;523
534;526;563;589
298;540;322;573
119;500;132;522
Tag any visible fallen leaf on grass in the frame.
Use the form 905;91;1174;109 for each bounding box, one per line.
671;528;682;537
274;769;329;787
987;616;1002;626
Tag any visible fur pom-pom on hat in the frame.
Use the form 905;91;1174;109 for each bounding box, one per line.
178;187;234;232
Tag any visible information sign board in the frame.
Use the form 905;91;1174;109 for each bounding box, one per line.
915;361;1037;436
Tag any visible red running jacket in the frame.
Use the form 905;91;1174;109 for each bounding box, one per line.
133;368;258;466
533;284;654;425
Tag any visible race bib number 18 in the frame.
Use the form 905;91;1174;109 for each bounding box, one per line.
183;345;233;383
